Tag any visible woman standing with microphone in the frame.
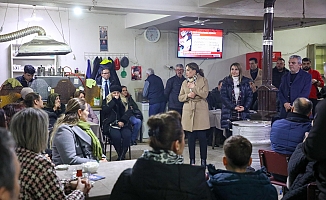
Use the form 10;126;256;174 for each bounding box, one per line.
179;62;210;166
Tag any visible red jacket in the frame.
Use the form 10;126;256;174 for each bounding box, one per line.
308;69;324;99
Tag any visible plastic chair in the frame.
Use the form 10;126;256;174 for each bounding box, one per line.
258;149;290;194
307;182;320;200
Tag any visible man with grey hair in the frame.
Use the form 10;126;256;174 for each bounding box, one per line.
271;97;312;155
278;55;312;118
143;68;166;116
164;64;186;115
0;128;20;200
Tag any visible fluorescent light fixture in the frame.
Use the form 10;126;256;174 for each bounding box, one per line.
74;7;82;15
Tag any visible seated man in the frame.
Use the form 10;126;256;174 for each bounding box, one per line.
207;135;277;200
270;97;312;155
207;80;223;110
15;65;35;87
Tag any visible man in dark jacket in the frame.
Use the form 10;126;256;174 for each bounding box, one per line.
207;80;223;110
207;135;277;200
270;97;312;155
272;57;289;89
278;55;311;118
15;65;35;87
164;64;186;115
304;98;326;199
282;142;316;200
143;68;166;116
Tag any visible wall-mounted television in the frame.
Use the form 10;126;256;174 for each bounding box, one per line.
177;27;223;59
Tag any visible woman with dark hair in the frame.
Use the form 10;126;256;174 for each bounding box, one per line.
220;63;253;138
52;98;104;165
2;103;25;128
10;108;90;199
0;109;6;128
110;111;212;200
74;90;99;124
102;85;133;160
44;93;66;118
179;62;210;166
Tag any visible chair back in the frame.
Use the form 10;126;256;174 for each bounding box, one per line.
258;149;289;177
307;182;320;200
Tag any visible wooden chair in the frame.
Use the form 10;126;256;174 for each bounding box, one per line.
307;182;320;200
258;149;290;194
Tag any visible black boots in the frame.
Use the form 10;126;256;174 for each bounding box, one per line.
201;159;207;167
190;159;195;165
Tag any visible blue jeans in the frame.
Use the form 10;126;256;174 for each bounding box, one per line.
130;116;141;142
149;102;166;116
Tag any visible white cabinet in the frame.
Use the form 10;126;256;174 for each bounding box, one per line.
136;102;149;139
9;44;57;78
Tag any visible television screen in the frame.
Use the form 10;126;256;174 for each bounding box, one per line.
177;27;223;58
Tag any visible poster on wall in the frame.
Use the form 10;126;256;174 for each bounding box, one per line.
99;26;108;51
131;66;142;80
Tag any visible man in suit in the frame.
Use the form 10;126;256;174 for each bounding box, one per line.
278;55;312;119
242;57;263;87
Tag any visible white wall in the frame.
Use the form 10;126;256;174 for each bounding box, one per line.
1;6;326;97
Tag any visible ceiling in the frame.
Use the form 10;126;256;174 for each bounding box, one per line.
1;0;326;32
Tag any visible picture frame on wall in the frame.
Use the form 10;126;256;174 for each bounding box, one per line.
99;26;108;51
131;66;142;80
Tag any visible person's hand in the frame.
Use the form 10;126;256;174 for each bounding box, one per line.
54;101;61;109
75;177;91;195
118;121;124;128
312;79;318;84
238;106;245;112
99;158;108;162
284;102;292;111
44;154;51;162
187;82;195;89
187;92;196;99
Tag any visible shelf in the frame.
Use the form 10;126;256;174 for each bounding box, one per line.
12;70;24;72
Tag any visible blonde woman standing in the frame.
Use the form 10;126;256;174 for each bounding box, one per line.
179;62;210;166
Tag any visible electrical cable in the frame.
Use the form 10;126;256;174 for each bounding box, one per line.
0;3;8;32
229;31;261;51
44;6;68;43
58;7;65;42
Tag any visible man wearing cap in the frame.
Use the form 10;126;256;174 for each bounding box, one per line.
143;68;166;116
164;64;186;116
15;65;36;87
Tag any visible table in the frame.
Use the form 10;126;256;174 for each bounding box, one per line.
209;109;225;149
56;160;136;199
89;122;103;144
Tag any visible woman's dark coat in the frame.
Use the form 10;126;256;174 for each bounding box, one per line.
220;76;253;129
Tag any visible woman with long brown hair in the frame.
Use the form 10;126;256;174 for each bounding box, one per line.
179;62;210;166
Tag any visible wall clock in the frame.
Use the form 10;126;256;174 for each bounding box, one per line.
144;26;161;43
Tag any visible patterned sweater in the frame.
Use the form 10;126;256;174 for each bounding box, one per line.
16;147;84;200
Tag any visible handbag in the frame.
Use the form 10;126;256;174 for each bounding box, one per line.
133;109;143;120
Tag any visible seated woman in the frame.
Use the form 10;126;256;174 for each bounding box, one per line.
2;103;25;127
74;90;99;124
110;111;212;200
121;85;142;145
52;98;104;165
44;93;66;119
102;85;133;160
10;108;90;199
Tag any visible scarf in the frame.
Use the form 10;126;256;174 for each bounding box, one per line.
231;76;242;120
141;149;184;164
77;120;102;160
